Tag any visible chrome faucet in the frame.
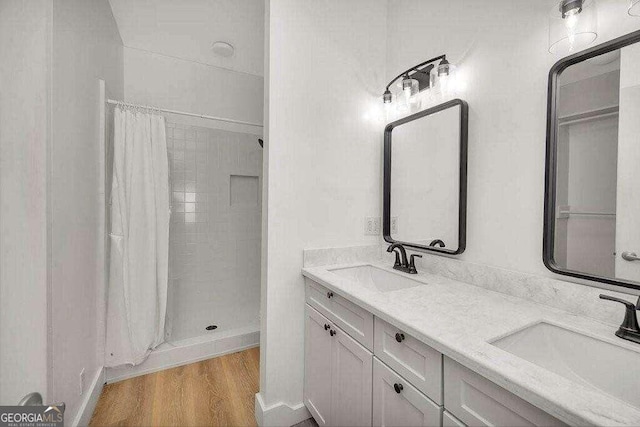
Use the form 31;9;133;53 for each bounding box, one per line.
599;294;640;344
386;243;422;275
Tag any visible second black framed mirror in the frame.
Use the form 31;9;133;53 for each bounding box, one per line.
544;29;640;291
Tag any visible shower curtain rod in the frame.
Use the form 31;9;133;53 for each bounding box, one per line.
106;99;263;128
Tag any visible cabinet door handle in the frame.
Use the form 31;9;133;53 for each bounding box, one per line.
330;330;336;337
395;333;405;343
394;383;403;394
324;324;330;331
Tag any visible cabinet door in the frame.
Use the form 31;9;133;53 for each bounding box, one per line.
331;325;373;427
373;358;442;427
304;305;333;426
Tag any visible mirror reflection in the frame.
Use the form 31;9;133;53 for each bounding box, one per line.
553;44;640;283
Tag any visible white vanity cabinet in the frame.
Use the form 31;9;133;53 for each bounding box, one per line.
304;305;373;427
303;279;564;427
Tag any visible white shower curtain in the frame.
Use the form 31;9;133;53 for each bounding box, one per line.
105;107;170;367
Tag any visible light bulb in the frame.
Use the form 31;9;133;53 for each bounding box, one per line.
565;13;579;30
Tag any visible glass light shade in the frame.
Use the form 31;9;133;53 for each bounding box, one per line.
431;64;458;100
630;0;640;16
549;0;598;56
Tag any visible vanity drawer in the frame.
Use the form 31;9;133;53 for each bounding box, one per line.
374;317;442;404
305;278;373;350
373;358;442;427
443;357;564;427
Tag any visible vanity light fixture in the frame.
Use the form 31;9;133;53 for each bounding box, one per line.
630;0;640;16
381;55;452;105
549;0;598;56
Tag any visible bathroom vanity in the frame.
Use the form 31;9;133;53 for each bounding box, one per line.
301;261;640;427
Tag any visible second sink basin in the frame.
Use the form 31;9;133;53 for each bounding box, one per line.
491;322;640;409
329;265;423;293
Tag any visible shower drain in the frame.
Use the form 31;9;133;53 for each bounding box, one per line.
205;325;218;331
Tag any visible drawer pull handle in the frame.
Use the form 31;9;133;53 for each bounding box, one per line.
394;383;403;394
395;333;405;343
324;324;330;331
330;329;336;337
327;291;334;299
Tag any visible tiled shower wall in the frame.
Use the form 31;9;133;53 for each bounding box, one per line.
166;122;262;342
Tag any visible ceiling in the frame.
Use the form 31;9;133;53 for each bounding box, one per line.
108;0;265;76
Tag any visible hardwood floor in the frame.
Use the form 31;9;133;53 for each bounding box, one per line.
90;347;260;427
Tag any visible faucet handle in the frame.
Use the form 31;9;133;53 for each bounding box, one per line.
408;254;422;274
409;254;422;267
600;294;640;342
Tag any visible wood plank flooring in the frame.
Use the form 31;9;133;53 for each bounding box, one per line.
90;347;260;427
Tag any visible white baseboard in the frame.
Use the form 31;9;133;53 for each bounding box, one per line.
72;367;105;427
255;392;311;427
106;328;259;383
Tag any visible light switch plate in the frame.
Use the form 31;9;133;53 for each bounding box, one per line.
365;217;381;235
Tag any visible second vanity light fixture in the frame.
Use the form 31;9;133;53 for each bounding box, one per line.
382;54;454;105
549;0;598;55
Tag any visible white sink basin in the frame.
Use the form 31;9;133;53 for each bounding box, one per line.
329;265;423;293
492;322;640;409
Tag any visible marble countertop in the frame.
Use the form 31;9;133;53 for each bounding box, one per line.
302;261;640;427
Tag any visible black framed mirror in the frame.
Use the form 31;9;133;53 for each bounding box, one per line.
383;99;468;255
544;29;640;291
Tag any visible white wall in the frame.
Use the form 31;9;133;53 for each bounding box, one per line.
259;0;387;423
50;0;123;421
0;0;51;405
386;0;640;279
123;47;264;125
